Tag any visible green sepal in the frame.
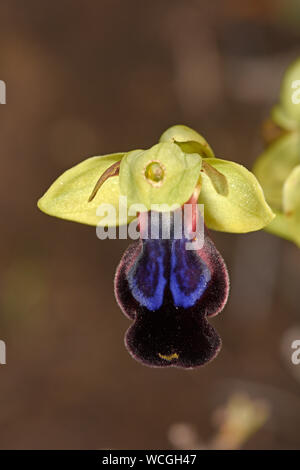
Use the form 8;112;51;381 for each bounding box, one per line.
198;158;275;233
37;153;134;227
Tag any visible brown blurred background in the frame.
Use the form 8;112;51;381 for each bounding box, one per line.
0;0;300;450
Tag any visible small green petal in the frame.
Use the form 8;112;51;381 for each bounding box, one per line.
198;158;275;233
283;164;300;216
38;153;134;227
159;124;214;157
272;57;300;129
119;142;202;210
202;160;229;196
253;133;300;211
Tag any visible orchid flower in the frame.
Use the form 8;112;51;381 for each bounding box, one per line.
38;125;274;368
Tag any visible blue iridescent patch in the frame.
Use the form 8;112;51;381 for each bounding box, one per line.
127;239;167;311
170;238;211;308
127;236;211;311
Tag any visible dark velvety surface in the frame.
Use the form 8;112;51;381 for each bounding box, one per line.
115;211;229;368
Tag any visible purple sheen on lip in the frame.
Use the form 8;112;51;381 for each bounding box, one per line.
114;211;229;368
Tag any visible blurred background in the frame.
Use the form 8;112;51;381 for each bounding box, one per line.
0;0;300;450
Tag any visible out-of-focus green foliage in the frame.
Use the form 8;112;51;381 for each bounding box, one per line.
253;58;300;247
272;58;300;130
253;133;300;210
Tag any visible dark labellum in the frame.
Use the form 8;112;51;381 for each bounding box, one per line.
114;208;229;368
